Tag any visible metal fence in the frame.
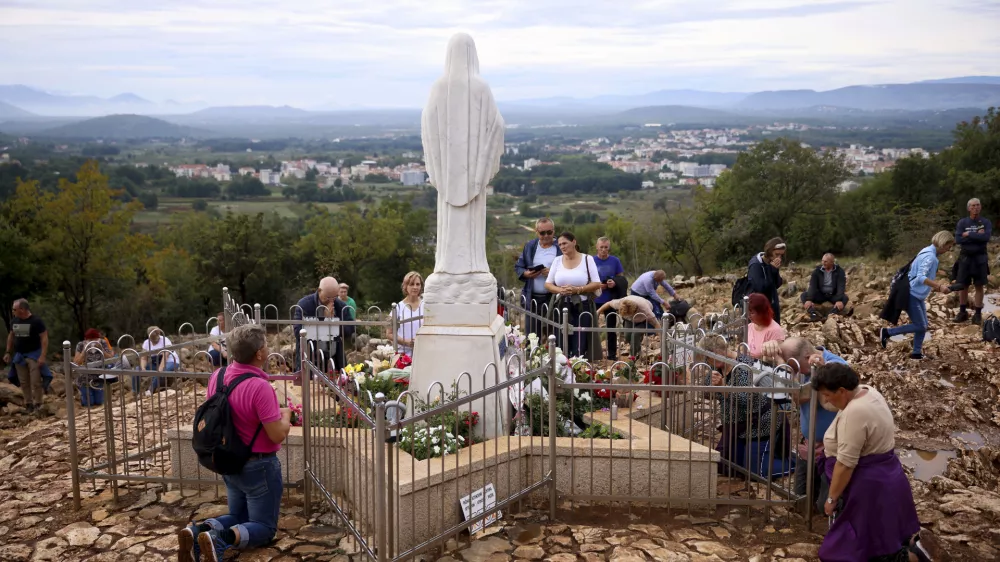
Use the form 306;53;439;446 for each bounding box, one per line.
61;285;821;562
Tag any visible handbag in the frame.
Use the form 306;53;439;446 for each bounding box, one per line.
584;255;603;300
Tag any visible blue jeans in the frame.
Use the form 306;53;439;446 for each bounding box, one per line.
887;295;927;354
206;456;283;549
132;357;177;393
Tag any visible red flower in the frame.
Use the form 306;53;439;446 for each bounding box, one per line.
395;354;412;369
596;388;612;399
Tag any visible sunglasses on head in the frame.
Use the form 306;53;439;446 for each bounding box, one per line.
537;229;554;236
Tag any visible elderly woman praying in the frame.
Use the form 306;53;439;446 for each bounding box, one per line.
695;335;789;478
813;362;943;562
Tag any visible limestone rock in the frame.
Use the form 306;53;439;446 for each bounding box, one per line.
608;546;645;562
54;521;100;547
546;554;577;562
784;543;820;558
691;542;738;560
31;536;68;561
512;545;545;560
459;536;511;562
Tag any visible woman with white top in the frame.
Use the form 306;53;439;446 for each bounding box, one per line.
136;326;180;395
395;271;424;357
545;232;603;360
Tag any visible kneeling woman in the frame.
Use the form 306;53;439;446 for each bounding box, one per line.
545;232;603;360
697;335;790;478
813;363;942;562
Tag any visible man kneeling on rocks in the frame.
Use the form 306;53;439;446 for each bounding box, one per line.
178;324;292;562
801;253;848;321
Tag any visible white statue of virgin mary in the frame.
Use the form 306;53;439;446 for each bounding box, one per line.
421;33;505;276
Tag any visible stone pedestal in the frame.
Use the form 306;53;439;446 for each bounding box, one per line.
409;307;507;439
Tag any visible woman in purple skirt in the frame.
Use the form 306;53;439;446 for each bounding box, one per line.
812;363;944;562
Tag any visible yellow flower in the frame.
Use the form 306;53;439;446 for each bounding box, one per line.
381;360;390;369
345;364;355;374
356;363;365;371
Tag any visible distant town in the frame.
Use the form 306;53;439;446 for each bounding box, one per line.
0;121;930;196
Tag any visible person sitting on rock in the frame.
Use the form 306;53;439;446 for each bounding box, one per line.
801;253;849;321
208;312;227;367
177;324;291;562
137;326;179;396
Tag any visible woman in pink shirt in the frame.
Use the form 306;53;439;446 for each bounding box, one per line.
746;293;786;360
177;324;292;562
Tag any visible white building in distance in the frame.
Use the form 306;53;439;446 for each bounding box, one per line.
400;170;426;186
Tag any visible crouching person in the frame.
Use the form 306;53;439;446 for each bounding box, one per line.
801;253;849;321
178;324;292;562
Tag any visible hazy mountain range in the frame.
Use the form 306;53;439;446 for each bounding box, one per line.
3;76;1000;119
1;76;998;140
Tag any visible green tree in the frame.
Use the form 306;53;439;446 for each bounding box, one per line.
0;217;38;331
4;161;151;338
698;138;850;264
161;212;289;306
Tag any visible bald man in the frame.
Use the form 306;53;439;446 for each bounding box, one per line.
801;253;848;321
293;277;355;372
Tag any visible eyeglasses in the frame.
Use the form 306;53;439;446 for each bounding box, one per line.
537;230;554;236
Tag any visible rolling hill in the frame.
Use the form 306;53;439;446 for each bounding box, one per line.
0;101;34;120
39;114;209;139
608;105;745;125
738;83;1000;111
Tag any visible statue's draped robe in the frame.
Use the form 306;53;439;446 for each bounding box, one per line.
421;34;505;274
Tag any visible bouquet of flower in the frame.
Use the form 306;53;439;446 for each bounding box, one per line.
397;425;466;460
394;353;412;370
287;399;303;426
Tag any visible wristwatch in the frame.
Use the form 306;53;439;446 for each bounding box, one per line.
826;497;835;504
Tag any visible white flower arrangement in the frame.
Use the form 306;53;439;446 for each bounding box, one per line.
397;424;464;460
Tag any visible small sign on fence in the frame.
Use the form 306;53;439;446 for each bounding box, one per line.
459;483;501;534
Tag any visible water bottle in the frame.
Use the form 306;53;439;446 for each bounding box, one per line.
610;401;618;420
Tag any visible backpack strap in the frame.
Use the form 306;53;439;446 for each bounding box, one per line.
224;372;268;448
215;366;228;391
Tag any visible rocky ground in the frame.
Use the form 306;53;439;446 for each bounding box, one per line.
1;251;999;561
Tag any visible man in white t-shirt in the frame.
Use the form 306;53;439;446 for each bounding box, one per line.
136;326;179;395
208;312;227;366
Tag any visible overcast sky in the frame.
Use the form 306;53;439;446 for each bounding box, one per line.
2;0;999;108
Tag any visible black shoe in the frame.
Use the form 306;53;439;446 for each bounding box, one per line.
808;308;820;322
910;353;931;360
830;307;842;316
879;328;889;349
972;311;983;326
953;310;969;323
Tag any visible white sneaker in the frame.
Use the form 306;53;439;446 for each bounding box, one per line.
145;390;152;397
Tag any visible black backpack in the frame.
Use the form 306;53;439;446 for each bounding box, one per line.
984;315;1000;344
731;275;751;307
192;366;264;475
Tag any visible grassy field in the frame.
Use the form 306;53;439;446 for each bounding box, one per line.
488;188;696;247
133;182;696;243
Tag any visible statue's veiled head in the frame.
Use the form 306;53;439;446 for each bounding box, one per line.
444;33;480;78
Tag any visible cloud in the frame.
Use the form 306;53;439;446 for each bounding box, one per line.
0;0;998;107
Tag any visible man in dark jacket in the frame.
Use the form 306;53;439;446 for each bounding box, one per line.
953;198;992;325
293;277;355;373
801;253;849;321
514;218;561;337
748;237;786;324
